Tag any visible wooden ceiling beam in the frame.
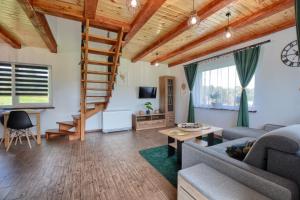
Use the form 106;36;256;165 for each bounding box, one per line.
124;0;166;46
32;0;131;32
151;0;294;65
131;0;237;62
0;25;21;49
84;0;98;19
168;19;295;67
18;0;57;53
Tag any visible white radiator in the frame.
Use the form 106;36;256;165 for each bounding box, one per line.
102;110;132;133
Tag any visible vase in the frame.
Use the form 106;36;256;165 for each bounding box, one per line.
146;110;150;115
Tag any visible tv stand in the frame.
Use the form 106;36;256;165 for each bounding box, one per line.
132;113;166;131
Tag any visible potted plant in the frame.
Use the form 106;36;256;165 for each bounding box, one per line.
209;91;221;107
144;102;153;115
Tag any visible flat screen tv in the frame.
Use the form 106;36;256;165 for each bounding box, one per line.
138;87;157;99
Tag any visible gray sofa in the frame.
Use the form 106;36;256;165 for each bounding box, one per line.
222;124;285;141
179;125;300;200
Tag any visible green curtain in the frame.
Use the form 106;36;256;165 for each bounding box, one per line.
296;0;300;51
184;63;198;123
234;46;260;127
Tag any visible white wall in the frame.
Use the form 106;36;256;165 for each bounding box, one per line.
0;16;173;135
172;27;300;129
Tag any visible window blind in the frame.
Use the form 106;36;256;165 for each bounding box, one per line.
15;65;49;96
0;63;12;96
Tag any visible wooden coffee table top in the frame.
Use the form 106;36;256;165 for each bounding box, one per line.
159;126;223;141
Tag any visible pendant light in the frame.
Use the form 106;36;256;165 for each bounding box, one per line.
126;0;140;15
225;12;232;39
188;0;200;27
154;52;159;67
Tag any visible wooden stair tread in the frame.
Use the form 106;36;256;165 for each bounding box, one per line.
82;33;117;45
82;47;118;56
83;70;112;75
79;108;94;112
82;80;110;83
86;101;108;105
82;22;120;33
85;87;110;91
86;95;109;97
84;60;118;66
45;129;75;135
56;121;74;126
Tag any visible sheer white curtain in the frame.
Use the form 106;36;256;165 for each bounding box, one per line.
192;55;255;109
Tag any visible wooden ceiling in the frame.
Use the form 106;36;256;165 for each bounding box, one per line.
0;0;296;67
0;0;46;49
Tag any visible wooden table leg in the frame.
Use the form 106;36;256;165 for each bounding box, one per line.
36;113;41;144
177;140;183;168
4;114;9;148
207;132;214;146
168;136;175;157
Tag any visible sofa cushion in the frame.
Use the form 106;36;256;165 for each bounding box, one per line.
179;163;271;200
244;125;300;169
223;127;267;140
207;137;256;156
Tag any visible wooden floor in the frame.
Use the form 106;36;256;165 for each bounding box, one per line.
0;130;176;200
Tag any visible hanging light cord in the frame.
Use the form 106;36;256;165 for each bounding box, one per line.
193;0;195;11
228;14;230;25
226;12;231;26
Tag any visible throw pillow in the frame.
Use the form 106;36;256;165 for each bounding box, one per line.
226;140;255;161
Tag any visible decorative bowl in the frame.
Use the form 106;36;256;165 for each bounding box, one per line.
177;123;210;132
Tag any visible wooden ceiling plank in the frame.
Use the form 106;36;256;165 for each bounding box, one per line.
168;19;295;67
84;0;98;19
124;0;166;46
131;0;237;62
32;0;131;32
33;0;83;20
0;25;21;49
151;0;294;65
18;0;57;53
90;15;130;32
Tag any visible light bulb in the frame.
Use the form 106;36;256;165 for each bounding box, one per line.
155;62;159;67
225;27;232;39
225;31;231;38
190;16;197;25
131;0;137;8
187;12;200;27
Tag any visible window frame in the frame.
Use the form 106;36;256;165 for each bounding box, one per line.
193;64;256;112
0;62;53;109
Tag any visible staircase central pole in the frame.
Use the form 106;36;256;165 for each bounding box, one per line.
80;19;89;141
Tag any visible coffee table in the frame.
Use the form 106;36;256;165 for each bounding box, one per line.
158;126;223;167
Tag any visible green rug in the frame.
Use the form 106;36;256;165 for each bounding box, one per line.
139;137;222;187
139;145;179;186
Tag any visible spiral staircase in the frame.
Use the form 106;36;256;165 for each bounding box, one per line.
45;19;124;141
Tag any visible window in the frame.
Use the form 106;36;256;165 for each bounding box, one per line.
0;63;12;106
193;65;255;110
0;63;52;108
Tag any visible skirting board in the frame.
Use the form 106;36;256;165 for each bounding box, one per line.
102;128;132;133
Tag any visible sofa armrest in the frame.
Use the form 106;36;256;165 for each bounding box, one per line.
263;124;285;132
182;142;299;200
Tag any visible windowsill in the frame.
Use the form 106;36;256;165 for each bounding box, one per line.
195;105;257;113
1;106;55;110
